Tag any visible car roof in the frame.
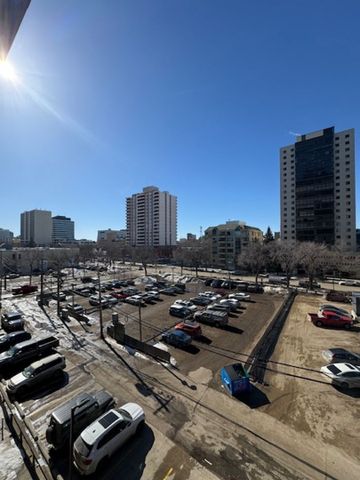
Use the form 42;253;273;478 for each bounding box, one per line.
29;352;63;370
5;311;22;319
81;409;122;445
327;348;354;355
52;392;97;424
330;363;360;374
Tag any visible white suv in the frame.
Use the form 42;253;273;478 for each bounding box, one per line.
73;404;145;475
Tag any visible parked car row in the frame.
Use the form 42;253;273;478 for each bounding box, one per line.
203;278;263;293
44;389;145;476
308;304;354;330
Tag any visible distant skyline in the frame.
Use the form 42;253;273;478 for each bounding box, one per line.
1;1;360;240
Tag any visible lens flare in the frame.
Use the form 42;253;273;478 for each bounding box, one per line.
0;60;19;83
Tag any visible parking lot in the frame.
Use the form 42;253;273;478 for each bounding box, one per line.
3;265;360;480
259;293;360;476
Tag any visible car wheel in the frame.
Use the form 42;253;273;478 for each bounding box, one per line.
315;320;323;327
215;321;220;328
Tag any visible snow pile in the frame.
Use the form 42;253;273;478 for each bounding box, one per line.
264;286;287;295
0;435;25;480
134;276;157;285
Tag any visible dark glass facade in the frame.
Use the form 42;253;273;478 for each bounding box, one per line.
295;127;335;244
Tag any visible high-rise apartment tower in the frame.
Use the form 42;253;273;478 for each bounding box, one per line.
126;186;177;247
280;127;356;251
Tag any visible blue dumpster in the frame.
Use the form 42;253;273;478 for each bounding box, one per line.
221;363;251;396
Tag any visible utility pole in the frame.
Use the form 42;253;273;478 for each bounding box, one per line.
98;270;104;339
57;267;61;316
138;303;143;342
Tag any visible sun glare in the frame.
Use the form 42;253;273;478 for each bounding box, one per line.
0;60;19;84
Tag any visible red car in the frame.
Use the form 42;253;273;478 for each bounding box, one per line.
308;312;353;330
110;290;129;299
175;320;202;338
12;284;38;295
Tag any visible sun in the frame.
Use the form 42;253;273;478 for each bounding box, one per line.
0;60;19;83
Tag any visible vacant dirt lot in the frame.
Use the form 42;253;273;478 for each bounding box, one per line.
260;293;360;477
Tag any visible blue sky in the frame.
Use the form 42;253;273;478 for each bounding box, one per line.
1;0;360;240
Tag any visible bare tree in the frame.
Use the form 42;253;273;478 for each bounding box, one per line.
133;247;156;276
23;249;43;285
238;243;268;284
79;244;96;265
269;242;300;288
297;242;328;289
178;238;212;277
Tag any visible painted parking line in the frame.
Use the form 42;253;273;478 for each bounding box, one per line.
162;467;174;480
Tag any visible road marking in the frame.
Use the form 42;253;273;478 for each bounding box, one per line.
162;467;174;480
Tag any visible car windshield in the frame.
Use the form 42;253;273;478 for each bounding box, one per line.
327;365;341;375
7;347;17;357
118;409;132;421
23;366;34;378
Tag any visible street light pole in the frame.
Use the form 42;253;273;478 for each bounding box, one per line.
69;399;88;480
98;270;104;339
138;303;143;342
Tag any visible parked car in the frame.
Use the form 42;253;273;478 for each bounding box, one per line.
246;284;264;293
220;281;238;290
122;287;140;295
171;283;186;293
169;305;193;319
194;310;228;327
325;291;351;303
0;336;59;373
175;320;202;338
160;287;177;295
1;311;25;332
7;273;20;279
46;391;115;450
0;331;31;354
102;295;118;306
219;299;239;311
124;295;145;306
161;329;192;347
7;353;66;396
12;284;38;295
174;299;197;312
229;292;251;301
318;305;351;318
73;405;145;475
52;292;67;301
320;363;360;389
81;276;93;284
204;278;215;286
111;291;129;300
207;303;232;314
66;303;84;314
210;279;224;289
144;284;157;292
190;296;212;306
299;280;321;289
338;279;360;286
308;312;353;329
322;348;360;366
146;290;160;300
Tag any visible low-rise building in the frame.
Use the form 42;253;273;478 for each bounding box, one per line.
97;229;127;243
205;220;263;269
0;228;14;247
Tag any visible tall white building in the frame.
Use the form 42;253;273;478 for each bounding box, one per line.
126;186;177;247
52;216;75;243
20;209;52;246
280;127;356;251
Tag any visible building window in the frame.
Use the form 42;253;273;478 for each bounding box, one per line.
345;141;350;145
345;148;350;151
335;143;339;147
345;155;350;158
345;134;350;138
335;136;339;140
